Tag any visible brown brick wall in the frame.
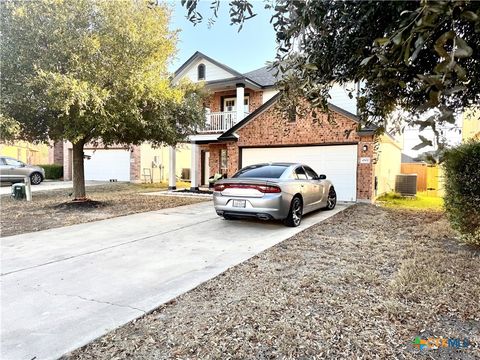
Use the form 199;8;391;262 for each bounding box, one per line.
130;146;141;182
207;89;263;114
221;104;376;200
52;141;64;165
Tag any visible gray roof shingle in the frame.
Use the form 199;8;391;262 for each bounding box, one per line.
243;66;277;87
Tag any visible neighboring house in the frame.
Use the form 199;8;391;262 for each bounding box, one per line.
0;141;52;165
170;51;402;201
60;142;191;183
462;107;480;141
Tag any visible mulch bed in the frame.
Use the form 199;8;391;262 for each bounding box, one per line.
0;183;208;237
65;204;480;359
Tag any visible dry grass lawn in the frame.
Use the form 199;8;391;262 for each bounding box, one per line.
66;204;480;359
0;183;208;237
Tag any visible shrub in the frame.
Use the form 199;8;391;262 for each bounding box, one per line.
38;164;63;180
442;141;480;246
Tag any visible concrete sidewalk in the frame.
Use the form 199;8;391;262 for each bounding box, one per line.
1;201;349;360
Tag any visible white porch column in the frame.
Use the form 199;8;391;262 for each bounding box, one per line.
236;83;245;122
190;142;199;191
168;146;176;190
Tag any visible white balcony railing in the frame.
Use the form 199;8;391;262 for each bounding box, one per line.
199;111;237;133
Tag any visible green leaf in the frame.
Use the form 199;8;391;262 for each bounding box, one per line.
392;31;403;45
375;37;390;46
359;55;374;66
434;30;455;58
454;63;467;81
461;10;478;22
454;36;473;59
304;63;318;71
412;135;433;151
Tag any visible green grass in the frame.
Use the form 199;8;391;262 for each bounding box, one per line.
376;191;444;211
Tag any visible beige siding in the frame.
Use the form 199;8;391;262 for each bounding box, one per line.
375;135;402;197
0;141;50;165
328;82;358;115
179;58;235;83
139;143;191;183
262;89;278;103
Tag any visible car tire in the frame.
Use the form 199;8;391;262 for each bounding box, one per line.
284;196;303;227
30;172;43;185
324;187;337;210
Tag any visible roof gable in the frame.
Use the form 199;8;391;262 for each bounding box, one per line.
173;51;243;83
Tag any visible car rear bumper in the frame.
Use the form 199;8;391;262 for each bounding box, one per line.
213;192;289;220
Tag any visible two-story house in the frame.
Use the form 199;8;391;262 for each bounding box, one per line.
169;51;402;202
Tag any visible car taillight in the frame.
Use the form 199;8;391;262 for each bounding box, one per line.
256;185;281;193
214;183;281;193
214;184;226;191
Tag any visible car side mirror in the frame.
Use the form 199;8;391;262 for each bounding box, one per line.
319;174;327;180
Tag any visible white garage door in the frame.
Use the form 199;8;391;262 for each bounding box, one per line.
84;149;131;181
241;145;358;201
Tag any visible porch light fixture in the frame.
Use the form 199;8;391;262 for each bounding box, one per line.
362;144;368;152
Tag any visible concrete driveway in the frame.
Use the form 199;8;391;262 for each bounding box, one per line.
0;180;108;195
1;201;349;360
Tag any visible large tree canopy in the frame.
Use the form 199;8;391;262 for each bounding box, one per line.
1;0;206;198
183;0;479;149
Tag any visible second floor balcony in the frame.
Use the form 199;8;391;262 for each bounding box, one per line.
198;111;249;133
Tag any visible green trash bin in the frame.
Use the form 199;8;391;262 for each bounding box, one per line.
11;183;26;200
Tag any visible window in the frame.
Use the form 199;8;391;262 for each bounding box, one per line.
244;97;249;113
220;149;228;174
294;166;308;180
225;100;235;111
304;166;319;180
4;158;24;167
197;63;206;80
233;164;288;179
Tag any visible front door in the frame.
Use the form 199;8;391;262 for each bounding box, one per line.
223;98;236;112
223;97;250;113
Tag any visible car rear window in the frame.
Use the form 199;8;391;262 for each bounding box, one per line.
233;164;288;178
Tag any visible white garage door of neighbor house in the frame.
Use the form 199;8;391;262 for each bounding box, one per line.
84;149;131;181
241;145;358;201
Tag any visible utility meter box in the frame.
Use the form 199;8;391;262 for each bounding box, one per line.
11;183;26;200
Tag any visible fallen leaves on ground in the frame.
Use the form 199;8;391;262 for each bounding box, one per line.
66;204;480;359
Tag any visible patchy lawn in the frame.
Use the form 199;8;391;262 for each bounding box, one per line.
377;191;444;211
0;183;208;237
66;205;479;359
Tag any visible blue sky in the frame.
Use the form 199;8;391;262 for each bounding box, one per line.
168;0;277;73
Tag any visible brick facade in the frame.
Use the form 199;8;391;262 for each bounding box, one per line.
207;89;263;114
201;104;376;201
129;146;141;182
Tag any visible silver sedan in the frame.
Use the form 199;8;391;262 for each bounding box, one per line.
213;163;337;227
0;156;45;185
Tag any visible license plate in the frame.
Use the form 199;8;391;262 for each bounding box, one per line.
232;199;246;208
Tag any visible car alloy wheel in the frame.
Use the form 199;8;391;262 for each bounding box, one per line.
292;198;302;225
30;173;42;185
326;187;337;210
285;196;303;227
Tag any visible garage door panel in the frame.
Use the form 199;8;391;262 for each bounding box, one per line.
84;150;131;181
241;145;357;201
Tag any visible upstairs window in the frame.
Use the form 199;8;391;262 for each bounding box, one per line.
197;63;206;80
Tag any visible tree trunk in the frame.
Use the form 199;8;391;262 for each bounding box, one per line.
72;141;86;200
